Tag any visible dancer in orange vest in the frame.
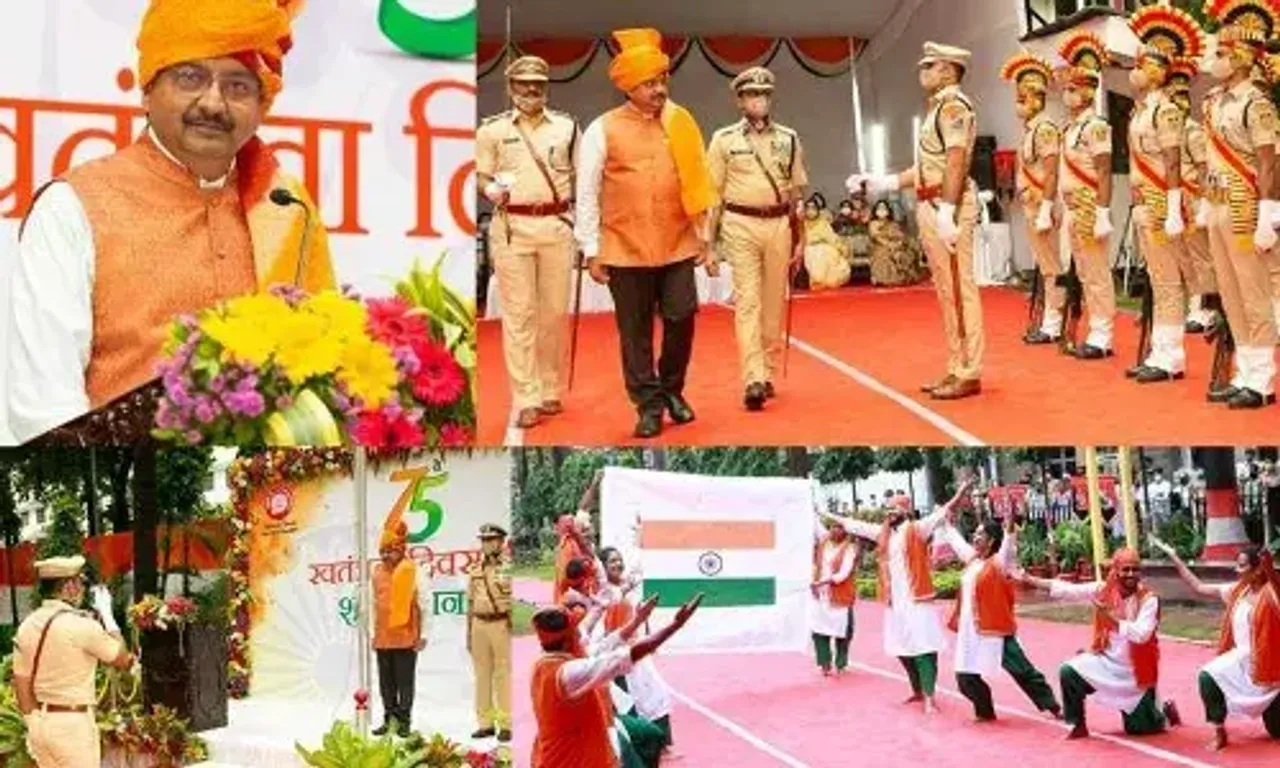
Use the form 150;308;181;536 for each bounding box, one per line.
1017;548;1180;739
370;519;431;737
1153;539;1280;749
941;514;1060;721
529;593;702;768
555;472;602;604
823;478;975;713
809;512;862;676
5;0;336;443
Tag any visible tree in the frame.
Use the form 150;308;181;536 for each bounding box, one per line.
132;446;159;600
876;447;925;502
812;448;877;501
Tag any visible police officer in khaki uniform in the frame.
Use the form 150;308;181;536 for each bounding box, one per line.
1202;1;1279;409
706;66;808;411
467;523;512;742
476;56;581;430
1172;61;1217;335
850;42;984;400
11;556;133;768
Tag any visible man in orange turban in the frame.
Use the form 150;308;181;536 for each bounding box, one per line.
1017;547;1180;739
574;28;719;439
6;0;336;445
371;517;430;737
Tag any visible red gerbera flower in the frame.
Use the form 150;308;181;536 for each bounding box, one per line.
351;409;425;449
410;339;466;406
439;422;472;447
366;298;429;347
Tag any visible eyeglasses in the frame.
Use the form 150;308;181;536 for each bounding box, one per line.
165;63;262;101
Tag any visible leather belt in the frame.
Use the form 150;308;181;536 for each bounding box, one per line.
472;612;511;622
724;201;791;219
39;703;91;713
505;201;571;216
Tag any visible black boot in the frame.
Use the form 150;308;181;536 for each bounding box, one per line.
744;382;767;411
663;393;696;425
634;409;663;439
471;727;496;739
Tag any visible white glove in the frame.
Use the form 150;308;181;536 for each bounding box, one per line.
90;586;120;633
1164;189;1184;238
1093;206;1113;240
935;202;960;249
1195;198;1211;228
1254;200;1278;250
846;173;899;196
1034;200;1054;232
1271;200;1280;230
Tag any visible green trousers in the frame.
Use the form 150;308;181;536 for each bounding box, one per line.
813;634;851;671
1060;663;1166;734
956;636;1061;719
899;653;939;696
1198;670;1280;738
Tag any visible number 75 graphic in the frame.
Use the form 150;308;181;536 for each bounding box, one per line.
379;0;475;60
388;466;449;543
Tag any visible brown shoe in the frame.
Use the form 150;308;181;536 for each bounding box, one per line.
516;407;541;429
920;375;956;394
931;378;981;400
540;400;564;415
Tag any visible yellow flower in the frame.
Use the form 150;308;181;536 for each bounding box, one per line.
303;291;368;343
199;293;293;366
274;312;344;382
336;338;399;407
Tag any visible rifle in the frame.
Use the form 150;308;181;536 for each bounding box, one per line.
1129;279;1154;376
1056;261;1084;356
1203;293;1235;394
1026;265;1045;339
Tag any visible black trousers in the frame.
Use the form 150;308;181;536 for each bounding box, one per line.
605;258;699;414
376;648;418;726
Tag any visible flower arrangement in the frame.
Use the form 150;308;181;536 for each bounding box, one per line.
226;449;353;698
153;254;475;451
297;724;511;768
127;595;197;632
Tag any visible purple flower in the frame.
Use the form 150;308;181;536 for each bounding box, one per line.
393;345;421;375
225;390;266;418
194;397;220;425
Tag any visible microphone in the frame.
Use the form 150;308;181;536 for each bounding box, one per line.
269;188;311;287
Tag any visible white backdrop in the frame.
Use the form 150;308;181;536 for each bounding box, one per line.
599;466;812;653
229;450;510;746
0;0;477;443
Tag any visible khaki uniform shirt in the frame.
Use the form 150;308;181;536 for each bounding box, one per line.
707;120;809;209
917;84;976;197
1017;113;1061;207
12;600;121;707
1060;110;1111;236
475;108;580;243
1205;78;1276;231
467;555;513;617
1128;90;1184;219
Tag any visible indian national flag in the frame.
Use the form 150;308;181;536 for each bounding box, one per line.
640;515;778;609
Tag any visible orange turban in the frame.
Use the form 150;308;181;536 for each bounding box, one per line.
136;0;304;107
609;28;671;92
380;519;408;551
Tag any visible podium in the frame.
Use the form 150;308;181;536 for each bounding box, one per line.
140;623;229;732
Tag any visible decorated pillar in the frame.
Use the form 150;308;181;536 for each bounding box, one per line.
1195;447;1249;561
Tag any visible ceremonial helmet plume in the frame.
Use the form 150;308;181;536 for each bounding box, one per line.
1206;0;1280;46
1129;4;1206;67
1000;50;1053;96
1057;31;1109;88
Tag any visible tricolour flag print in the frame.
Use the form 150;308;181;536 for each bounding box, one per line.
640;520;778;608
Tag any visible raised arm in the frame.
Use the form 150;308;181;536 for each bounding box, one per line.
1150;535;1230;602
820;510;879;544
942;525;976;565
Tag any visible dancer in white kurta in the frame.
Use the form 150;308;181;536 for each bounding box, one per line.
809;515;861;675
1152;538;1280;750
1017;548;1179;738
942;518;1060;721
823;479;974;713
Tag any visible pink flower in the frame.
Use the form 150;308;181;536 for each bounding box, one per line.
439;422;472;447
351;410;425;449
409;339;465;406
367;298;429;347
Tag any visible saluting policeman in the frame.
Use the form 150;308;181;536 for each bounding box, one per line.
476;56;582;430
468;523;513;743
11;556;134;768
707;66;809;411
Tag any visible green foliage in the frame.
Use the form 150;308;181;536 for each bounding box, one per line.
0;656;33;768
192;573;232;630
295;721;427;768
874;447;924;475
1017;523;1050;569
36;496;85;561
811;448;876;485
156;448;216;523
1051;520;1093;569
667;448;788;477
1144;515;1206;561
856;569;963;600
0;626;15;658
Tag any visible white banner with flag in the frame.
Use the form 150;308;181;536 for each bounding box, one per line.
599;466;813;653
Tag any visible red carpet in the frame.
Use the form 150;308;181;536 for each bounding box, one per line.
478;286;1280;446
512;600;1279;767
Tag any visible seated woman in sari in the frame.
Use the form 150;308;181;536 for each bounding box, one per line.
868;200;923;287
802;193;852;290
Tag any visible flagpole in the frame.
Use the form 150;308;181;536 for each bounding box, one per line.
354;447;370;735
850;37;867;175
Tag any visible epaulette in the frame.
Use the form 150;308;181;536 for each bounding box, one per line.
479;110;513;126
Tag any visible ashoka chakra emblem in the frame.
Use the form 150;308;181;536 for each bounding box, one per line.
698;551;723;576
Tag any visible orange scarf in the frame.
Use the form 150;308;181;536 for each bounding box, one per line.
1090;549;1160;690
1218;552;1280;687
876;521;934;604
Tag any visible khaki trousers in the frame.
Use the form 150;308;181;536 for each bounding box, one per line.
1023;203;1064;335
1134;207;1187;373
492;216;574;410
720;212;791;386
1064;210;1117;350
1207;203;1278;393
918;199;984;380
1181;226;1215;295
470;618;512;729
27;710;99;768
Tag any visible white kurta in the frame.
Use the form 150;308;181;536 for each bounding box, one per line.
1051;580;1159;713
1202;584;1280;719
844;509;948;658
809;519;857;639
593;581;675;722
944;525;1015;676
